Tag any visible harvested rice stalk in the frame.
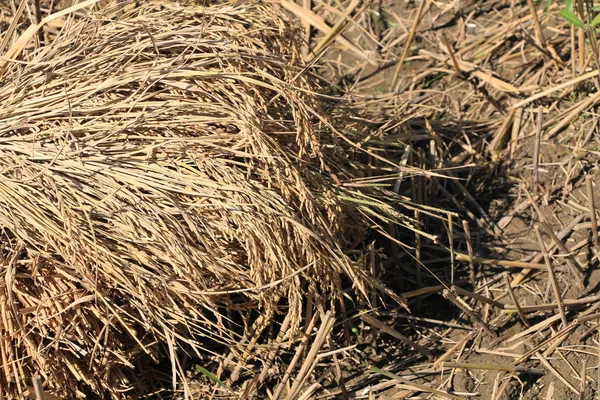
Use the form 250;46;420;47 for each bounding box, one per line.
0;1;422;398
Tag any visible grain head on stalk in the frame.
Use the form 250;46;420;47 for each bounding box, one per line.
0;0;422;398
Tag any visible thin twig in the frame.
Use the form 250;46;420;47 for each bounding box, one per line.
533;106;543;186
360;313;434;359
536;352;579;395
462;220;476;285
597;326;600;400
433;332;474;369
33;375;45;400
454;253;549;270
34;0;43;45
580;358;587;400
285;311;335;400
442;362;544;375
442;32;461;73
301;0;311;57
587;175;599;248
526;0;547;48
535;226;568;328
504;274;529;327
452;286;505;309
527;190;584;286
448;214;455;284
512;214;584;286
272;313;320;400
443;289;496;337
392;0;427;89
369;366;463;400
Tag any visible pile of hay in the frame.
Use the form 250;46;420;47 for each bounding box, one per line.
0;0;415;397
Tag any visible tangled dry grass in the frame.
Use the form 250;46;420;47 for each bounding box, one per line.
0;0;431;398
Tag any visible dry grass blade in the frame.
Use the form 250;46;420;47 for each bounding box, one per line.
526;0;546;48
587;175;599;249
272;313;320;400
433;331;474;369
284;311;335;400
546;91;600;138
369;366;463;400
301;0;311;57
503;274;529;327
0;0;27;55
0;0;101;73
32;376;45;400
598;327;600;399
443;289;496;336
441;362;544;375
510;70;600;110
511;214;583;286
533;106;543;186
360;313;434;359
504;292;600;313
308;0;362;60
462;220;476;284
536;352;580;395
454;253;548;270
580;358;587;400
452;285;505;309
535;226;569;328
279;0;369;61
527;190;584;286
400;280;466;301
489;111;514;160
391;0;427;89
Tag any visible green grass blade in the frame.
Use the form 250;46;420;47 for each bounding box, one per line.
559;8;586;29
566;0;573;12
195;365;234;393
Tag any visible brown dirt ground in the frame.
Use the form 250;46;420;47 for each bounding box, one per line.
306;0;600;398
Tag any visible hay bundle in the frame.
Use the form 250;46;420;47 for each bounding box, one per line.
0;0;409;397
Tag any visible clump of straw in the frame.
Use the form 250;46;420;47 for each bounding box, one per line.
0;1;414;397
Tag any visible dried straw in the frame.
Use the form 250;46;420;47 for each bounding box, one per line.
0;1;416;397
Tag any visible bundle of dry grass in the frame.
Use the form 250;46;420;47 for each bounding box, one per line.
0;0;421;397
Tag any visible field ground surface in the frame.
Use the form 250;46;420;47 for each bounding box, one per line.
304;0;600;398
